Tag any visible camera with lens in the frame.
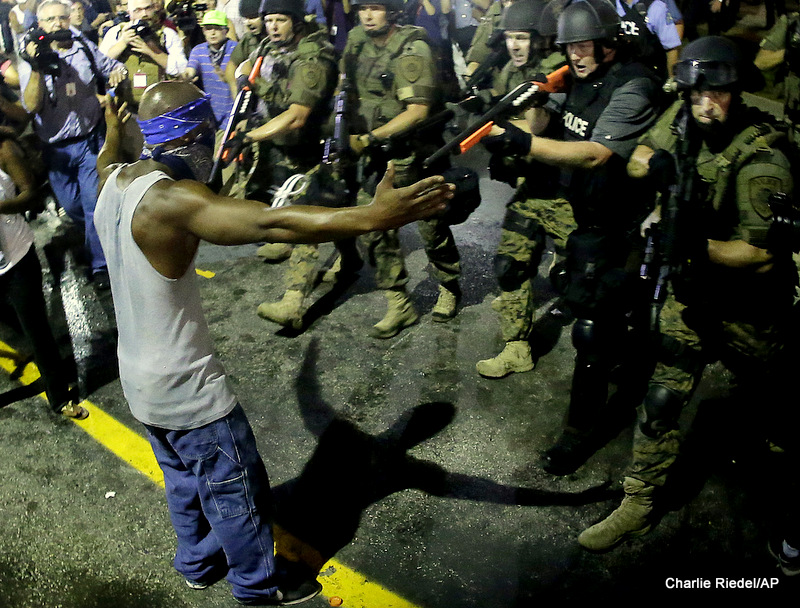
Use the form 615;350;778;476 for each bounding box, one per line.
113;10;130;25
169;2;208;31
132;20;161;47
20;27;74;76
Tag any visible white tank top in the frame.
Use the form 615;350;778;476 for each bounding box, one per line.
0;166;34;276
94;166;237;429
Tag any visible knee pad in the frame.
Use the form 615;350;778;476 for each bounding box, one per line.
495;254;529;291
639;384;684;439
571;318;599;356
502;207;545;242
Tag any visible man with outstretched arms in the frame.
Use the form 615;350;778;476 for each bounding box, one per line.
93;80;451;606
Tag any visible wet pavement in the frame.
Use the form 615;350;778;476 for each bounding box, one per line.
2;6;800;606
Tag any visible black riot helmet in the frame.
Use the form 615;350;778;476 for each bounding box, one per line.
673;36;742;91
240;0;262;19
500;0;549;34
555;0;620;46
260;0;305;22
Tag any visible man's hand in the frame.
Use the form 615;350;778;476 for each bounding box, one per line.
109;67;129;88
367;162;454;230
119;22;138;46
349;134;368;156
129;36;156;57
481;121;532;157
103;94;130;133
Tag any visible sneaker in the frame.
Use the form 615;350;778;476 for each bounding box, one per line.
185;578;209;590
235;578;323;606
768;538;800;576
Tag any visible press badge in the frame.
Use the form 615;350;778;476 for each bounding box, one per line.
65;82;76;97
133;72;148;89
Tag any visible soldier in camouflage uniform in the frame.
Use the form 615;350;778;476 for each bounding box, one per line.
222;0;341;324
224;0;267;100
465;0;513;77
578;37;797;552
475;0;574;379
343;0;463;339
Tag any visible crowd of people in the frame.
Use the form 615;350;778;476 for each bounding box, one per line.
2;0;800;604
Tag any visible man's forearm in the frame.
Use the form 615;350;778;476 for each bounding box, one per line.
22;71;45;115
528;136;614;170
247;105;310;142
708;239;774;270
102;39;128;60
370;104;429;140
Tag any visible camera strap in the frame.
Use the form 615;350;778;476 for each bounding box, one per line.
73;35;106;95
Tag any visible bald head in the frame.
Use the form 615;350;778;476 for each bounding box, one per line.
139;81;206;121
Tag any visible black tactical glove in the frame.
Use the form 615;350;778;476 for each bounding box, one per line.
235;74;250;91
221;131;252;162
481;121;532;157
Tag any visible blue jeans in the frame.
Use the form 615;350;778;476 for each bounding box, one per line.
144;404;279;602
45;129;107;274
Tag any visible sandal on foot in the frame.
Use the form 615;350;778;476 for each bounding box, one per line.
60;402;89;420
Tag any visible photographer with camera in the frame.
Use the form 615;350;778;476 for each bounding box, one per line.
99;0;188;109
18;0;128;289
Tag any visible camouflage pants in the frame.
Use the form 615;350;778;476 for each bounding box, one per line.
355;188;461;290
631;290;791;486
493;195;576;342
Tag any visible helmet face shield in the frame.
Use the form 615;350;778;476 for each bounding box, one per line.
674;60;738;90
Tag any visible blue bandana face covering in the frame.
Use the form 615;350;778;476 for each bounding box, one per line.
137;96;217;182
137;96;216;145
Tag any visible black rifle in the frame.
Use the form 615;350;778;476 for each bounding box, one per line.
464;30;510;92
639;102;702;333
313;72;356;207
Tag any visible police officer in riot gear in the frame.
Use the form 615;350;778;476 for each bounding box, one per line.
483;0;661;474
579;36;797;552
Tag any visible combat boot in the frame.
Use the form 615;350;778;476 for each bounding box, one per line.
257;290;305;330
369;290;419;339
475;341;534;378
431;283;461;322
578;477;655;551
256;242;292;262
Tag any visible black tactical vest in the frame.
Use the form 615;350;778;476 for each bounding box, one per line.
619;0;667;78
560;60;655;229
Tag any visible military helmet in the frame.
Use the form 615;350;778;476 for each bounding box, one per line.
673;36;742;90
350;0;405;11
260;0;305;22
500;0;549;34
555;0;620;46
240;0;262;19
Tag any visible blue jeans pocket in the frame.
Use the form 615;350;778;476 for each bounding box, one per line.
204;449;252;520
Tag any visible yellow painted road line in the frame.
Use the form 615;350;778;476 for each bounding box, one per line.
0;339;422;608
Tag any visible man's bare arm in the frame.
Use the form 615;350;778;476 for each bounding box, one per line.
22;66;45;115
0;139;37;214
97;96;130;192
245;103;312;141
528;136;614;170
708;240;774;272
161;164;452;246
